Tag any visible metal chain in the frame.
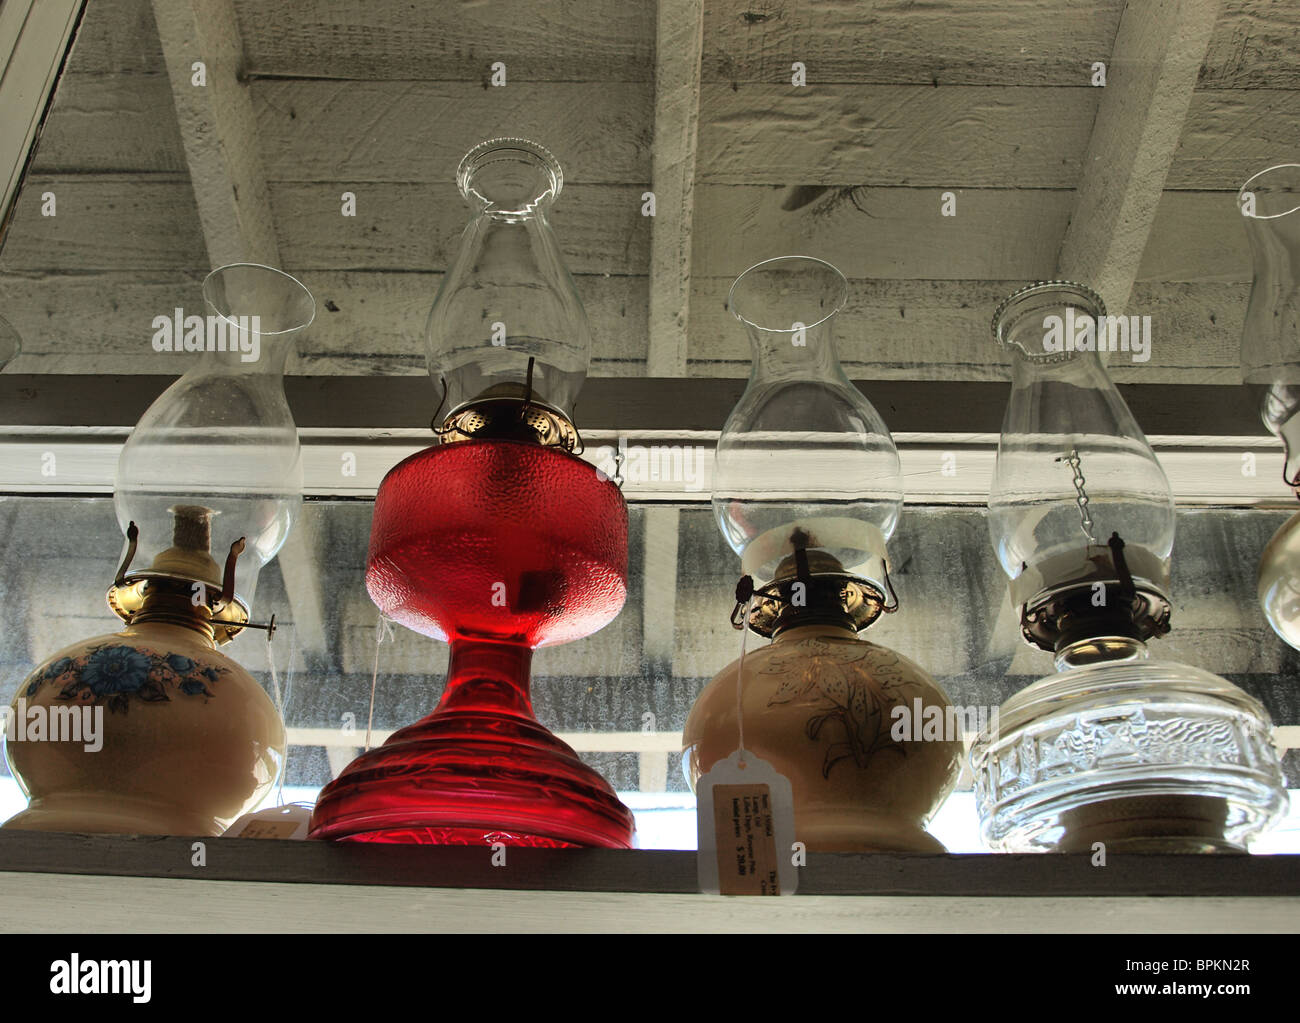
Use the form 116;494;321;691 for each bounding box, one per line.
1056;447;1098;544
612;435;626;488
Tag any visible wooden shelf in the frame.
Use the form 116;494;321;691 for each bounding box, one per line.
2;830;1299;897
3;832;1299;931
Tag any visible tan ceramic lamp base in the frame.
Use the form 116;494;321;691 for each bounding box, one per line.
790;808;949;854
6;794;226;836
4;619;285;837
685;623;962;853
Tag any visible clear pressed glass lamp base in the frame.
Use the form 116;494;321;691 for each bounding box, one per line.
972;653;1287;853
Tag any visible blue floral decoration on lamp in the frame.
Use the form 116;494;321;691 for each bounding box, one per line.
82;647;152;695
23;644;229;715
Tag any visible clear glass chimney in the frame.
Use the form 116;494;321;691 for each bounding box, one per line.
114;263;311;620
425;138;590;448
713;256;901;598
987;282;1174;633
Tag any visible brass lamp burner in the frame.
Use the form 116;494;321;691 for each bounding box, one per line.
108;575;253;645
434;357;581;451
107;510;274;645
732;548;897;638
439;391;579;451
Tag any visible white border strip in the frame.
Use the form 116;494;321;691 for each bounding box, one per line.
0;427;1289;506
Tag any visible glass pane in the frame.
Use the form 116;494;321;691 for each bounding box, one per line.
1;495;1296;850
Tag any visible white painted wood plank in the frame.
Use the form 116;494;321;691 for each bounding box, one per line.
698;85;1097;187
0;1;36;71
696;187;1244;286
234;0;655;81
642;506;682;670
275;509;328;658
78;0;1300;93
0;270;1244;384
30;75;1300;193
0;269;648;376
0;429;1286;506
1199;0;1300;87
251;80;652;185
1138;190;1250;283
65;0;163;74
693;184;1072;281
0;177;649;274
702;0;1126;86
1168;91;1300;190
151;0;279;266
1057;0;1221;317
28;72;187;173
698;86;1300;190
0;175;206;270
270;181;649;273
638;752;669;793
688;278;1251;384
4;872;1296;932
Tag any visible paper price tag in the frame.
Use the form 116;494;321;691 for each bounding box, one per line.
696;750;798;896
222;803;313;840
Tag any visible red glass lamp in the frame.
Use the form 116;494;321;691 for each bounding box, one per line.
309;140;635;846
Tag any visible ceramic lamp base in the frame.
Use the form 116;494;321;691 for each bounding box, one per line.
795;811;948;853
685;624;963;854
3;794;224;837
3;621;284;836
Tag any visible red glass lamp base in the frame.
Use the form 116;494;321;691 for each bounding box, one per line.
309;440;635;848
308;694;634;848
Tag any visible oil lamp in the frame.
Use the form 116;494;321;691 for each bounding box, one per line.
4;264;309;835
682;256;962;853
971;281;1287;853
1238;165;1300;647
309;139;635;847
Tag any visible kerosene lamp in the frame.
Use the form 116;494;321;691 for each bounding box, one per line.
4;264;309;834
1238;165;1300;647
971;281;1287;853
310;139;635;847
682;256;962;853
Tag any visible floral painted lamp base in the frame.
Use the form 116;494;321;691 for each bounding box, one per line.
4;620;284;835
685;623;962;853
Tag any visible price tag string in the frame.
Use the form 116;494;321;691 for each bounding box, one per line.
266;619;295;806
367;614;396;751
734;591;754;770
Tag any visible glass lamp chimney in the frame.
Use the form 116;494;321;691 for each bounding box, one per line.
113;264;312;621
425;138;590;445
988;282;1174;647
713;256;902;602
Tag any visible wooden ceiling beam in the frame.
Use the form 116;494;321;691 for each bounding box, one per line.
149;0;278;267
150;0;326;654
647;0;703;377
1057;0;1221;316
